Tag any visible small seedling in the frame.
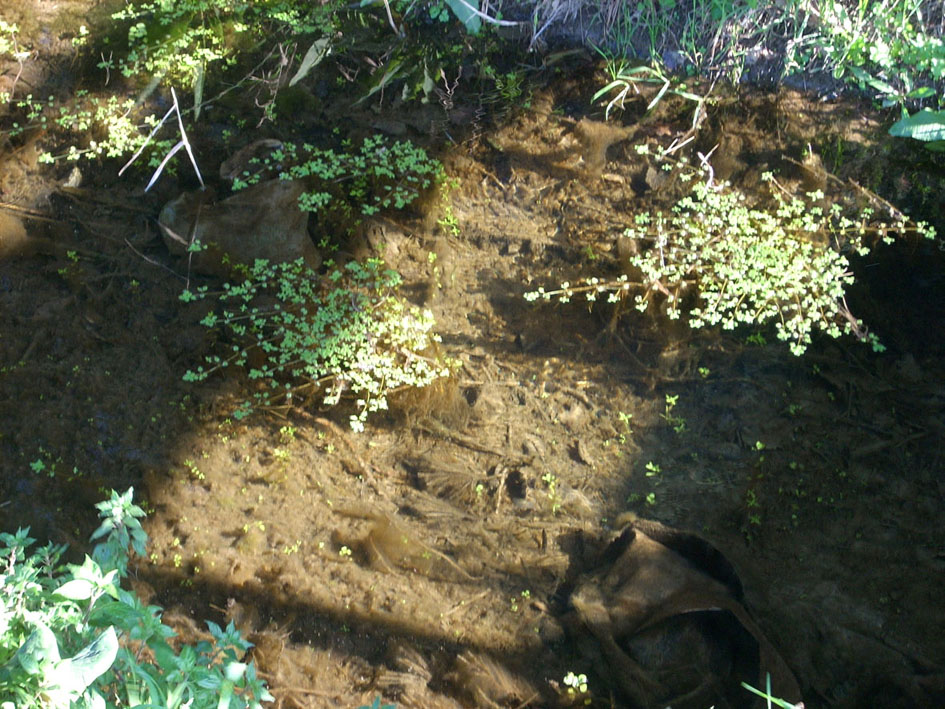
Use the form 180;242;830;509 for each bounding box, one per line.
660;394;687;434
616;410;633;444
542;473;562;514
564;671;591;705
741;673;802;708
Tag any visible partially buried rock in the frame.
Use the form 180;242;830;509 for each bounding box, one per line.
0;211;28;261
158;179;320;277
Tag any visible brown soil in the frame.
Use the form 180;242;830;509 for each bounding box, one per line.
2;17;945;709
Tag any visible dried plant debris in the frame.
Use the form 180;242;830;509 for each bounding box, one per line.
447;651;541;709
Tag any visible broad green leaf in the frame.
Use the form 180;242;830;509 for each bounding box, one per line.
289;37;331;87
15;622;60;674
88;597;146;630
907;86;936;100
848;66;895;96
193;63;204;121
54;578;96;601
149;639;178;669
445;0;482;34
50;627;118;693
890;108;945;142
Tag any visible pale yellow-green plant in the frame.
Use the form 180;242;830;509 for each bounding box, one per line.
0;19;23;61
526;146;935;355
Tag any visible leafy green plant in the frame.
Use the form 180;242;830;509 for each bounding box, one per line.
109;0;339;88
2;91;174;165
480;63;530;106
347;0;533;108
0;19;26;64
660;394;687;434
526;146;935;355
0;487;271;708
0;1;343;167
182;257;452;431
785;0;944;144
416;0;483;34
365;0;520;36
788;0;944;101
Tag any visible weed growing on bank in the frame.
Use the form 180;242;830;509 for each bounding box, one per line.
182;257;452;431
777;0;945;147
0;1;339;165
592;51;708;124
108;0;339;88
786;0;944;109
0;488;271;708
583;0;944;144
526;146;935;355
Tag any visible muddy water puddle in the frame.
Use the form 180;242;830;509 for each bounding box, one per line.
1;70;945;708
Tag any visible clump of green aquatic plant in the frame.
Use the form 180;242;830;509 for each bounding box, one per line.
0;91;174;165
526;145;935;355
182;257;452;431
563;670;591;705
231;135;443;226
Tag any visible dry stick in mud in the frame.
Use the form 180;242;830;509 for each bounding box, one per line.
416;416;513;458
0;202;62;223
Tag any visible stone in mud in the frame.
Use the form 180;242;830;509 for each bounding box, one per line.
158;179;321;277
565;516;801;708
0;211;29;261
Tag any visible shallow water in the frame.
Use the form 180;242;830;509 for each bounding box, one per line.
2;38;944;708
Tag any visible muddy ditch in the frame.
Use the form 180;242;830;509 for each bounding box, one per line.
1;31;945;709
